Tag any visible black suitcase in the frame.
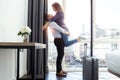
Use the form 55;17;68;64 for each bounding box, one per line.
82;57;98;80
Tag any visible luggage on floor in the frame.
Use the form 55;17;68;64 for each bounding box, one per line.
82;57;98;80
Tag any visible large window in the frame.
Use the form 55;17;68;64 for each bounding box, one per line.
94;0;120;66
48;0;120;71
63;0;91;71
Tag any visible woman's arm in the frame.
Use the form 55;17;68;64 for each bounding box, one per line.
42;13;55;30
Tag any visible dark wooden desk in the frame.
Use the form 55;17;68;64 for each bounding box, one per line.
0;42;46;80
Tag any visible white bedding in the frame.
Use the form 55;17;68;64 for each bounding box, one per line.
105;51;120;75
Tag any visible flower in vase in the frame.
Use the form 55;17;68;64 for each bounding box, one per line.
17;26;31;42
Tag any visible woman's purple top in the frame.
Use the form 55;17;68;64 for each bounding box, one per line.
50;11;65;27
50;11;69;31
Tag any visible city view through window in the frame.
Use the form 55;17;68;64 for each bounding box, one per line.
48;0;120;71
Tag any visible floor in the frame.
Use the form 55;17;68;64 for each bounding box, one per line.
46;71;120;80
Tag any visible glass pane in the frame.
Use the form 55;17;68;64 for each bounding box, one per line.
96;0;120;39
95;0;120;67
64;0;90;70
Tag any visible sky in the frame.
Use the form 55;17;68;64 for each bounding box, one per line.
96;0;120;29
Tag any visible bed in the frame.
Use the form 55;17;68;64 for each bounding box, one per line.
105;51;120;77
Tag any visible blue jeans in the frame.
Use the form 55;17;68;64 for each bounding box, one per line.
49;21;78;47
62;33;78;47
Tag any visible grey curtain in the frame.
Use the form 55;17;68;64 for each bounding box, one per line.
27;0;48;74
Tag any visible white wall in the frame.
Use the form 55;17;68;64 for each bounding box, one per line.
0;0;28;80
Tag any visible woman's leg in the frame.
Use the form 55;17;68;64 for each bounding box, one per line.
50;22;79;47
62;34;78;47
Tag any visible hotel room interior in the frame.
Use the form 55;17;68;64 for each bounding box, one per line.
0;0;120;80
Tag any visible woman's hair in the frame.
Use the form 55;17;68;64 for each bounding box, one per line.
52;2;62;11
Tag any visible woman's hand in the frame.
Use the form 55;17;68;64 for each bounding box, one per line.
48;14;53;19
65;31;70;36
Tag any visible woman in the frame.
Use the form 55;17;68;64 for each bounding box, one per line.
44;2;82;47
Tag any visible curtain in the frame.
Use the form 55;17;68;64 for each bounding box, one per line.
27;0;48;74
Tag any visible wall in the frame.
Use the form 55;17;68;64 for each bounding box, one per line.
0;0;28;80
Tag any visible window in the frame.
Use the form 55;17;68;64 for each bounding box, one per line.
94;0;120;66
48;0;120;71
63;0;90;71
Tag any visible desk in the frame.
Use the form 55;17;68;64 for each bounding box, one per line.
0;42;46;80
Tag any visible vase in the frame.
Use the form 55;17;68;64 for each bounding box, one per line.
23;35;29;42
23;38;28;42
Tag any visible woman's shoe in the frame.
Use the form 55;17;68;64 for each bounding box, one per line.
56;71;66;77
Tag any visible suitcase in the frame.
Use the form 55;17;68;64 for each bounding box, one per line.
82;57;98;80
82;44;99;80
